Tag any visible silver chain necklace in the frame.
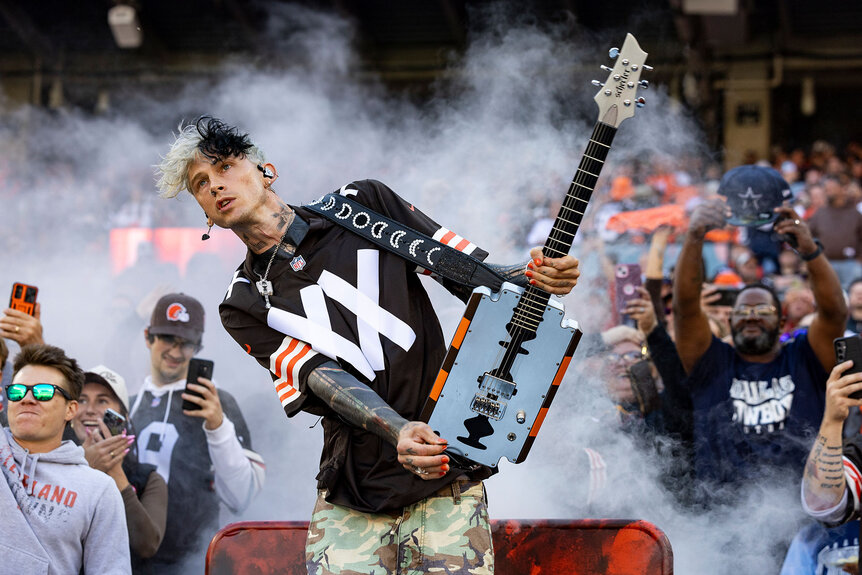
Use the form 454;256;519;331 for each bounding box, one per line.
255;228;290;309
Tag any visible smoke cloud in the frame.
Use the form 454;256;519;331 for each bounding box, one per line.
0;3;802;573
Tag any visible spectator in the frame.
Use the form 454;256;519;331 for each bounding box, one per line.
673;186;846;493
846;278;862;335
808;176;862;289
781;286;816;338
798;360;862;573
0;344;130;574
70;366;168;573
128;293;265;574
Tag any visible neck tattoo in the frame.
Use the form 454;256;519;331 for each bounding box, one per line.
256;228;290;309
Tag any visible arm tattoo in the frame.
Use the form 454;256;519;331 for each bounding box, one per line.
805;434;846;492
306;361;407;446
487;261;529;288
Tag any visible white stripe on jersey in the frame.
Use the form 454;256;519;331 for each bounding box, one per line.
844;456;862;513
226;270;251;300
269;336;316;408
432;227;478;255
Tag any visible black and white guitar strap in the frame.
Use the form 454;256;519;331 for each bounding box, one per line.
306;193;506;292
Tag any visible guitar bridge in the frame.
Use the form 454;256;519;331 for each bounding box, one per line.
470;374;517;420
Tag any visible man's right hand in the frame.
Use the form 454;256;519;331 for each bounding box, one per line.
396;421;450;480
687;199;730;240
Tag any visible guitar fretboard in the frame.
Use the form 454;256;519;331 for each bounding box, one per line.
510;121;618;334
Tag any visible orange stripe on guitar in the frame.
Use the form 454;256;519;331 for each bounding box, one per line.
454;238;470;251
440;230;456;244
529;407;549;437
429;369;449;401
451;317;472;349
551;355;573;387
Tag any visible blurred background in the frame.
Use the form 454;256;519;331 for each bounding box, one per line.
1;1;861;572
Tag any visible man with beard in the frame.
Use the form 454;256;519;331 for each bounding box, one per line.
673;197;846;493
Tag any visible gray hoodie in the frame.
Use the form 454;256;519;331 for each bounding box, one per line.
0;427;131;575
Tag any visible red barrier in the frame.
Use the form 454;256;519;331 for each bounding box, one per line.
206;519;673;574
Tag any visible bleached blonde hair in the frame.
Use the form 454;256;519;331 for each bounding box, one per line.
156;117;266;198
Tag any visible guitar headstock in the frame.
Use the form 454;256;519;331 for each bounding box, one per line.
592;33;651;128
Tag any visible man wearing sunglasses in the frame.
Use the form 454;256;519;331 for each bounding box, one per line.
128;293;264;574
0;344;130;574
674;181;846;503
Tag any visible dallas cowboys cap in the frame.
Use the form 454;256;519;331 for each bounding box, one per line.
148;293;205;344
717;165;793;226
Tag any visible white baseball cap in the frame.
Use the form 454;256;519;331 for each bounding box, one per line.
86;364;130;413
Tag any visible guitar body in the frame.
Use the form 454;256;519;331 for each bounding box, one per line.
421;33;649;468
422;282;581;467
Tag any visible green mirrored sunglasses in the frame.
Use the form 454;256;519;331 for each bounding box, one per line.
5;383;72;402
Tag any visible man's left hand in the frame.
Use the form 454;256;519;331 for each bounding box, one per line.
527;247;580;295
183;377;225;430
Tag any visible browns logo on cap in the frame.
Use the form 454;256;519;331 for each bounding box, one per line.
148;293;205;343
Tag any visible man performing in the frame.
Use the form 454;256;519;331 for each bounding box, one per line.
157;117;580;574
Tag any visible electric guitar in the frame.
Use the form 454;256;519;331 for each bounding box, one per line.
420;33;650;468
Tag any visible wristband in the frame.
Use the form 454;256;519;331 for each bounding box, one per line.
799;238;823;262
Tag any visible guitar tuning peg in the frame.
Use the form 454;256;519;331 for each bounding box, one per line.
600;65;613;72
639;80;649;89
609;47;620;59
635;97;646;108
591;80;604;87
643;64;654;71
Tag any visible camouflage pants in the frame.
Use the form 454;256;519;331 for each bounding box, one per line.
306;480;494;574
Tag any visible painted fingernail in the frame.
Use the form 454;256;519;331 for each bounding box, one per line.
442;456;449;464
123;448;130;454
529;279;537;285
525;270;533;278
439;471;447;477
534;258;543;266
442;464;449;472
527;262;535;270
121;430;127;437
127;438;135;444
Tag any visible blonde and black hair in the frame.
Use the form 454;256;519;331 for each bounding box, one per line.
156;116;266;198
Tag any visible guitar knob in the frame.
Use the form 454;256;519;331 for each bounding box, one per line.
591;80;604;87
609;47;620;59
516;410;526;424
636;97;646;108
643;64;654;71
639;80;650;89
600;65;613;72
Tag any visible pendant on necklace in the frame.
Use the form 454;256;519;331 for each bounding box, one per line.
256;280;274;309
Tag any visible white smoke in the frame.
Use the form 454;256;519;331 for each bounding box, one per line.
0;3;803;573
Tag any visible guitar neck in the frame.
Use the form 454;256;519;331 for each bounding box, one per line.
511;120;617;333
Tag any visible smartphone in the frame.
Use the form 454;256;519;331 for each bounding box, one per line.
615;264;643;315
102;408;127;436
9;283;38;316
628;359;659;415
835;336;862;400
182;358;214;412
711;287;740;308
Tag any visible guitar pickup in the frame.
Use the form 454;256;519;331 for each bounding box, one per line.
470;395;506;420
478;374;516;399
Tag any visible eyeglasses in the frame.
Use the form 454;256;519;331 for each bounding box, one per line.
731;304;777;319
607;350;647;363
154;334;202;354
5;383;72;402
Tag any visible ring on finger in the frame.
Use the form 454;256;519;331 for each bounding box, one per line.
793;219;801;225
413;466;428;476
109;451;114;457
15;326;19;333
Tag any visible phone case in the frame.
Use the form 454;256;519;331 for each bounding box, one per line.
615;264;643;314
102;408;127;436
835;336;862;400
182;358;214;412
9;283;38;316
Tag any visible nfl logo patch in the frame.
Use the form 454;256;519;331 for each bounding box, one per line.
291;255;306;271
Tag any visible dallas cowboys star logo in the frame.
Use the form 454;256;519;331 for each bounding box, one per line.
738;187;762;210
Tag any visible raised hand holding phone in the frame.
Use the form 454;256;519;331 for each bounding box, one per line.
1;283;44;345
181;358;224;430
